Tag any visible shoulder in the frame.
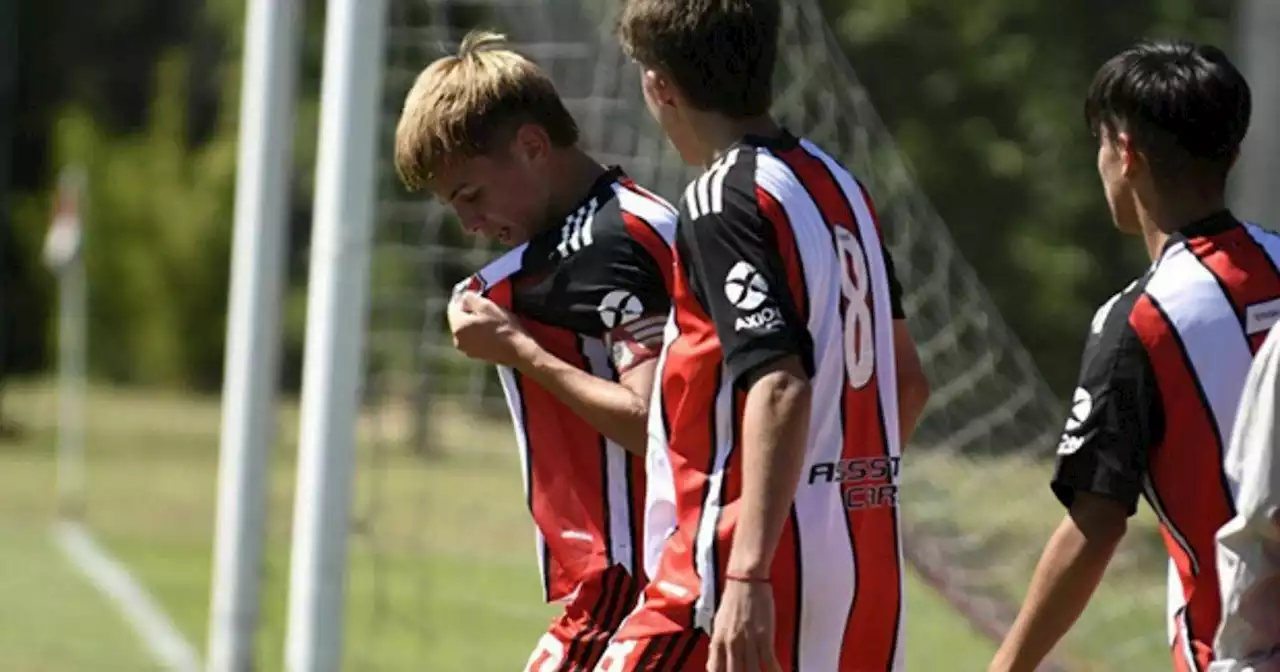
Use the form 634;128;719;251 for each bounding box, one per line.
679;146;761;223
609;179;678;250
1134;240;1244;337
552;181;676;272
1082;276;1151;364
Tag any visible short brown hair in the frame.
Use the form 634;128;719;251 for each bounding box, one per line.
617;0;780;118
394;30;580;191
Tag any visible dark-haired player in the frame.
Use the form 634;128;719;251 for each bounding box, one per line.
394;31;678;671
599;1;932;670
992;40;1280;672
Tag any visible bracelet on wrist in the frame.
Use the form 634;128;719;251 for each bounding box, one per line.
724;572;771;584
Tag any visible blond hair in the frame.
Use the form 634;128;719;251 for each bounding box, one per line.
394;30;580;191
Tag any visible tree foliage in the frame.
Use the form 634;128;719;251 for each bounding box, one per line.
4;0;1242;396
824;0;1237;390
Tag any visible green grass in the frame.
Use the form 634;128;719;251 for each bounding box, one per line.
906;450;1170;670
2;380;1004;670
0;523;162;672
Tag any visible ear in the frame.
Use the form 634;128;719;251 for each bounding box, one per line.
1116;131;1144;177
511;123;552;166
642;68;678;108
1227;145;1241;171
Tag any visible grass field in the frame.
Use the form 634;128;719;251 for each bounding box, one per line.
0;379;1008;671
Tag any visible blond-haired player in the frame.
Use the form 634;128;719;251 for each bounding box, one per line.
395;31;679;671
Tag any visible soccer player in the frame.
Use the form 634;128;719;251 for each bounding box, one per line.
1212;323;1280;671
393;31;679;671
990;40;1280;672
599;1;932;669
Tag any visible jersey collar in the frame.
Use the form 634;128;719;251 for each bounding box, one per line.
737;129;801;151
540;165;625;231
1161;209;1240;255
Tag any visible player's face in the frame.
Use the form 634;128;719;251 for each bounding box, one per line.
639;66;702;166
1097;128;1141;235
433;128;553;247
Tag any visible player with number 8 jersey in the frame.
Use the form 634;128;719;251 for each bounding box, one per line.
604;1;932;669
607;131;918;670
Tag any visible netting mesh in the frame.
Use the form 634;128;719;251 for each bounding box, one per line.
358;0;1171;669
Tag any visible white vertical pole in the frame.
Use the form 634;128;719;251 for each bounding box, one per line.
1230;0;1280;226
48;167;87;519
207;0;301;668
283;0;386;666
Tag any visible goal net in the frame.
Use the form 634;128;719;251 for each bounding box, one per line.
356;0;1170;669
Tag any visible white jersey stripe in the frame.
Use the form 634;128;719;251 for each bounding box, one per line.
692;367;737;632
709;149;738;216
495;365;552;600
642;315;679;580
806;140;902;457
1146;242;1252;454
613;185;678;245
751;147;852;670
583;335;636;574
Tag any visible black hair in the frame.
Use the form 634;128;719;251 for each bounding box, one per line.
1084;39;1251;186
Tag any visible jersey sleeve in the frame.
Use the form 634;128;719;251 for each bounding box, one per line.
679;178;814;388
1050;289;1163;516
569;212;675;374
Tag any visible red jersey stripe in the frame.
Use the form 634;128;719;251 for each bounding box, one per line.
774;144;901;671
1130;294;1227;669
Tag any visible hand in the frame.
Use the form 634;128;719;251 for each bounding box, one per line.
447;292;535;368
707;578;782;672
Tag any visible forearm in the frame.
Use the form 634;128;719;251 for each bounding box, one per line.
898;386;928;445
893;320;929;446
726;361;812;577
517;343;649;456
992;515;1121;672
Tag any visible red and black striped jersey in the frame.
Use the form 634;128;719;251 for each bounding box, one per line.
618;132;908;670
456;167;678;604
1051;210;1280;672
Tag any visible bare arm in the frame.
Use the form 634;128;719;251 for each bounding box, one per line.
893;319;929;445
514;340;656;457
725;356;813;578
990;493;1127;672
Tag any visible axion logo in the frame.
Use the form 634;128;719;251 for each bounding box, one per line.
597;289;645;329
1063;387;1092;432
723;261;770;311
1057;386;1093;456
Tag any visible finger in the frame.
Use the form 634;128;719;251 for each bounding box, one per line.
706;639;724;672
471;293;506;318
455;291;481;312
737;637;758;672
757;637;781;672
725;638;744;672
446;299;470;324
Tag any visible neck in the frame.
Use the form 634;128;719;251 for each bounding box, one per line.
543;148;607;224
1135;188;1226;261
687;111;782;168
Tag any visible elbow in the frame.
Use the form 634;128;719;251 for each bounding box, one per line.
622;396;652;457
1069;495;1129;547
753;365;812;413
902;367;931;413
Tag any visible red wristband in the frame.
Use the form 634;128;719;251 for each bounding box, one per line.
724;572;770;584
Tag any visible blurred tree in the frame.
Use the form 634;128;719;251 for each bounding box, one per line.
3;0;1245;397
8;0;327;390
825;0;1237;393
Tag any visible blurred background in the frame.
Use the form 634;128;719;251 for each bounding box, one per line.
1;0;1277;670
